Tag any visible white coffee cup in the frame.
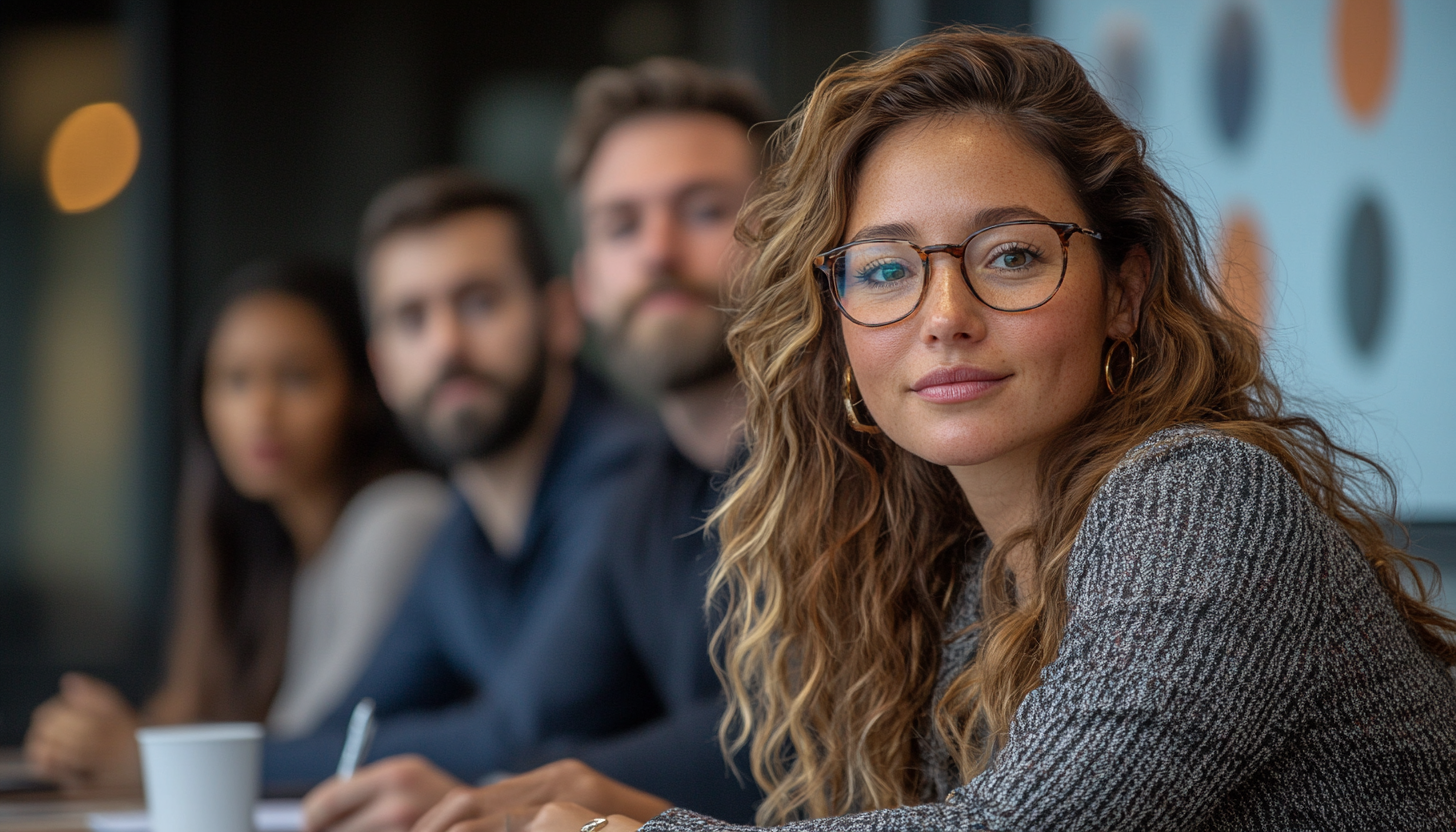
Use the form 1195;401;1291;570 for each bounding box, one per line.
136;722;264;832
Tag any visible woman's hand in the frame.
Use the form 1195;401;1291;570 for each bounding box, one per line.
519;802;643;832
410;759;666;832
417;800;643;832
24;673;142;788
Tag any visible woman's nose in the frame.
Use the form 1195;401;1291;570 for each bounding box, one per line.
918;254;986;344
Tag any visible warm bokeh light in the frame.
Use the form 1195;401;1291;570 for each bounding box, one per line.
1334;0;1399;125
1219;206;1268;334
44;101;140;213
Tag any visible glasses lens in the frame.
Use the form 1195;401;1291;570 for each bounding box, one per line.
830;241;924;324
963;223;1066;311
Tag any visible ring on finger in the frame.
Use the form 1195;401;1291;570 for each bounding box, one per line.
581;819;609;832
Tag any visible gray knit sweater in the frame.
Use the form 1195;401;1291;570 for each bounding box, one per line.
640;427;1456;831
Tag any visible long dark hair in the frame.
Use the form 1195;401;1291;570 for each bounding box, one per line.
163;260;418;721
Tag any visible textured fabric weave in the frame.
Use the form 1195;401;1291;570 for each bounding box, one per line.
641;426;1456;831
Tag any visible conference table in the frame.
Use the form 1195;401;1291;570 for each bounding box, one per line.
0;751;141;832
0;752;140;832
0;750;307;832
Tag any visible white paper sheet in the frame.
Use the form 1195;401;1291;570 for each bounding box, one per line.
87;799;303;832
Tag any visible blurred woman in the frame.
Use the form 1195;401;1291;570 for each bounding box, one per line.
25;260;448;787
408;27;1456;832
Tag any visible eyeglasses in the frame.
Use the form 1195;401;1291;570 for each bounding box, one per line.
813;220;1102;327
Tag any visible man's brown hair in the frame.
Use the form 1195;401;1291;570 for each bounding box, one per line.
357;169;554;301
556;57;774;191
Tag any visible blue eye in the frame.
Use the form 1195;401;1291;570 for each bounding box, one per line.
872;261;907;281
852;258;913;285
830;244;920;298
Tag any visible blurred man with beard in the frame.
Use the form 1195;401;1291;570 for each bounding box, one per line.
519;55;771;814
263;172;664;799
302;61;772;832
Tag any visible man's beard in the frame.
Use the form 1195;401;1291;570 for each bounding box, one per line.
398;341;549;468
600;278;735;397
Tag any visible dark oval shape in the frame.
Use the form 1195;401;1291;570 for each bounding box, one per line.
1211;4;1260;147
1342;193;1392;356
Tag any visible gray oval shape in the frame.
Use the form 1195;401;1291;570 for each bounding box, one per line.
1211;4;1259;147
1104;25;1148;125
1343;193;1391;356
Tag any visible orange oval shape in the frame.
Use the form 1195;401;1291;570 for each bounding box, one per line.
1334;0;1399;125
45;102;141;213
1219;206;1267;334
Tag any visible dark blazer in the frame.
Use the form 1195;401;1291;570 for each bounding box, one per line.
263;371;661;787
515;440;763;822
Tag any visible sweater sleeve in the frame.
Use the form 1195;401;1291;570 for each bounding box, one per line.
268;473;451;739
642;429;1332;832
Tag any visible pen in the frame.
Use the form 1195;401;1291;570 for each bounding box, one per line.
336;698;377;780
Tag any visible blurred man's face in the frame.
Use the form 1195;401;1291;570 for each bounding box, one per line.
575;112;756;395
367;210;550;466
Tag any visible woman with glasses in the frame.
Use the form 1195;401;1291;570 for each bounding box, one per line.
409;27;1456;832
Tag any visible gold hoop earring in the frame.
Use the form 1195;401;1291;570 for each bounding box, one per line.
1103;337;1138;396
843;366;881;434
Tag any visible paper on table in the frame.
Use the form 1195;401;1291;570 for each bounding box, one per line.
87;799;303;832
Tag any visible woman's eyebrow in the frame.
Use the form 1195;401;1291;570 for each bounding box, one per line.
847;221;918;242
846;206;1054;244
974;205;1052;227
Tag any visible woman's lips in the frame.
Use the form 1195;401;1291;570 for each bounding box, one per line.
248;441;288;467
911;366;1010;404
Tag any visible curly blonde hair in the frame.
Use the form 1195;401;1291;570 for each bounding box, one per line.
708;26;1456;825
